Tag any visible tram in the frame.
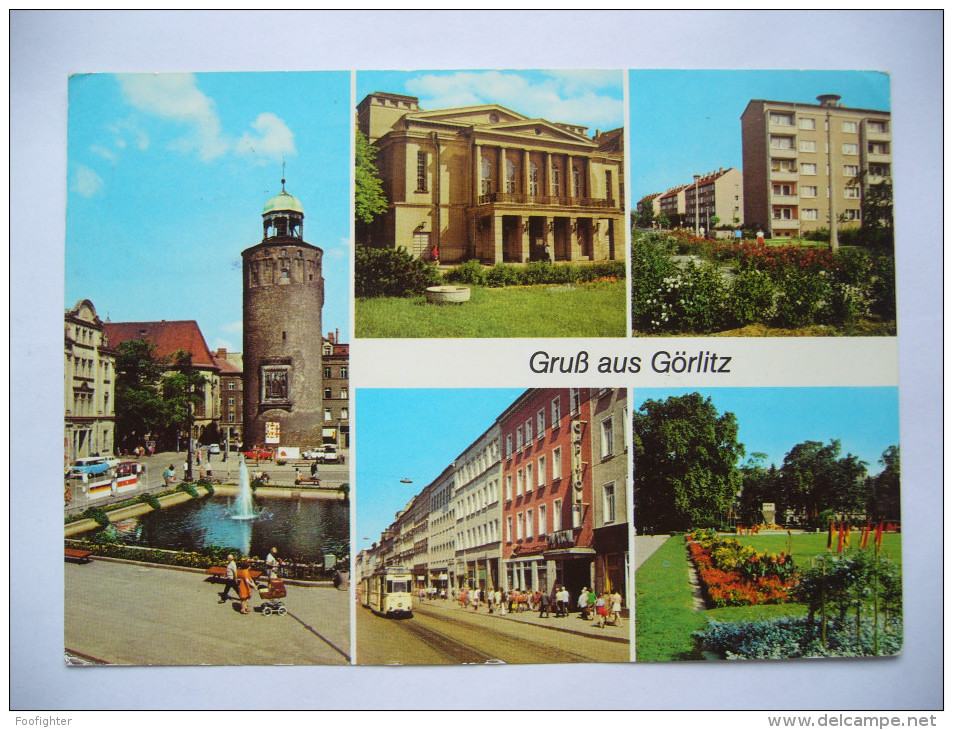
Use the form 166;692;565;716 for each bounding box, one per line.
361;566;413;617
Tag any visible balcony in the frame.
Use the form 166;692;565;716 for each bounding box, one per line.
475;192;616;209
769;170;798;183
769;147;798;159
770;194;799;205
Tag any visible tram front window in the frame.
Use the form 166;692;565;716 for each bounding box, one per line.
387;580;409;593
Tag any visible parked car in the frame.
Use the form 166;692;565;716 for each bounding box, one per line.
319;445;339;463
242;447;273;461
208;444;221;455
70;457;110;477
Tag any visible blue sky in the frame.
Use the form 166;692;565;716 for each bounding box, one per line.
633;387;899;473
65;72;351;353
629;70;891;201
355;388;524;547
358;69;625;135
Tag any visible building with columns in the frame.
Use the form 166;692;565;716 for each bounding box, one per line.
65;300;116;462
357;92;625;265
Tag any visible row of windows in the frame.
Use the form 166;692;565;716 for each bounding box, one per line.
70;391;108;417
457;519;500;550
770;112;889;135
322;367;348;379
478;158;613;200
324;407;349;421
456;478;499;518
506;500;561;542
773;208;860;222
322;388;349;400
773;185;861;199
457;439;500;486
69;356;109;380
770;136;890;157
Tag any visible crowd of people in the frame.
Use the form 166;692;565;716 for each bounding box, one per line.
416;584;624;628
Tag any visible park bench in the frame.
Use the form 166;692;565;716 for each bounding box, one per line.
65;548;93;564
205;566;262;581
295;476;322;486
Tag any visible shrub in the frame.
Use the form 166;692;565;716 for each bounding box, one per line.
820;282;869;326
632;232;679;331
727;269;776;328
178;482;199;498
833;247;873;287
443;260;486;286
655;263;729;334
196;477;215;495
251;477;266;491
695;615;903;659
355;245;441;298
773;269;831;329
82;506;110;527
138;492;161;510
521;261;554;285
869;255;897;320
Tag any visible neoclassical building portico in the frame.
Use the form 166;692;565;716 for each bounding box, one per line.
357;92;625;265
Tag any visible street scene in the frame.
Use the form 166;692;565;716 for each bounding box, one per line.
63;71;353;665
356;388;632;664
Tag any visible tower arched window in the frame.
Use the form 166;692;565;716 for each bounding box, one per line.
551;164;560;196
529;162;539;196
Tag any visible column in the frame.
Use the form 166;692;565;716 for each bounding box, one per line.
493;213;504;264
520;216;531;263
568;218;579;262
544;216;554;258
566;154;574;200
522;149;530;196
544;152;552;198
498;147;506;196
474;143;482;202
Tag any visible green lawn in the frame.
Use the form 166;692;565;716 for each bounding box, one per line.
635;532;902;662
356;280;626;338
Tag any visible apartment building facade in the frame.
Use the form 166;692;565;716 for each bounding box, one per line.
589;388;629;600
426;465;457;594
321;332;350;448
213;348;243;447
741;95;891;238
684;167;743;234
451;424;503;593
65;299;116;461
657;184;688;226
357;92;625;265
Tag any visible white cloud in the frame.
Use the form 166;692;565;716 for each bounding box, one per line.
222;320;243;334
72;164;104;197
117;73;228;160
406;70;623;131
90;145;118;162
235;112;296;163
212;337;236;352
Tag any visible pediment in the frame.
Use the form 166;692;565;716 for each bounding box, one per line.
405;104;527;128
482;119;595;145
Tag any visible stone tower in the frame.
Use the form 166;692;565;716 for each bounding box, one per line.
242;179;324;448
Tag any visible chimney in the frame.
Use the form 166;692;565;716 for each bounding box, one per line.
335;328;340;344
216;347;227;358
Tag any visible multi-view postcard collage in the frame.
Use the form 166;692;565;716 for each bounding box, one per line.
63;69;899;667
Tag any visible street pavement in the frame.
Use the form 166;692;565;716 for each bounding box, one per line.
65;558;350;665
117;449;348;490
357;597;630;665
633;534;674;571
415;595;630;643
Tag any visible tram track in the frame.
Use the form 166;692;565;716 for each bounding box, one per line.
408;604;601;664
393;616;501;664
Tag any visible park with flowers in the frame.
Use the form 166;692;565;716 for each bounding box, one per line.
633;390;902;661
631;229;896;336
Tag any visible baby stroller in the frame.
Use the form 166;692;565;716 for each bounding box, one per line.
258;577;287;616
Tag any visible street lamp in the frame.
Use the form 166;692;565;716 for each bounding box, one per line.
693;174;701;237
818;94;841;252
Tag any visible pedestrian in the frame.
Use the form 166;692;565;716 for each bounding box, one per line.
757;228;765;245
558;585;570;617
237;560;255;614
219;554;239;603
472;587;481;611
265;546;283;579
609;590;623;626
734;227;743;243
538;589;551;618
431;245;439;264
578;587;590;619
310;460;318;478
595;593;609;627
587;587;597;619
164;463;175;486
294;467;301;485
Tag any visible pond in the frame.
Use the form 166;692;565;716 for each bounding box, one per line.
105;496;349;563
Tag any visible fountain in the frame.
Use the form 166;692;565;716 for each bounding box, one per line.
233;458;256;520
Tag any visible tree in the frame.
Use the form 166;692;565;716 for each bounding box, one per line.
869;445;900;521
113;339;166;451
160;350;208;448
655;211;671;230
634;198;655;228
633;393;745;534
850;171;894;251
354;129;388;226
736;454;781;525
778;440;869;523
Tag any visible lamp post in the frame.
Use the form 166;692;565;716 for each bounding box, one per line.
693;174;701;237
818;94;841;252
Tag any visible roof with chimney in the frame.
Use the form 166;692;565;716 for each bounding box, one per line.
103;320;217;369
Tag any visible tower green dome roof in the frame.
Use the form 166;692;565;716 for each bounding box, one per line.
263;189;303;215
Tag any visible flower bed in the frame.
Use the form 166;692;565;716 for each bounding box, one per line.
686;533;798;607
